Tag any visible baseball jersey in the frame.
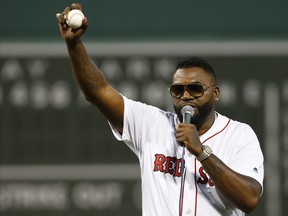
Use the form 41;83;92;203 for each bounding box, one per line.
109;96;264;216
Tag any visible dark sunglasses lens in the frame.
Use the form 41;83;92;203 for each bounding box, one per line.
187;84;204;97
170;85;184;98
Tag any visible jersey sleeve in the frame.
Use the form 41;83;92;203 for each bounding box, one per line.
229;124;264;189
109;96;159;158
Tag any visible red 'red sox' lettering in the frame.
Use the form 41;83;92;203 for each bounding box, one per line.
153;154;215;186
153;154;184;177
197;166;215;186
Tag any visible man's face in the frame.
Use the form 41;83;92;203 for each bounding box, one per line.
170;67;219;128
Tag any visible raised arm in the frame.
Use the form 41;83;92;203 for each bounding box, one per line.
56;3;124;132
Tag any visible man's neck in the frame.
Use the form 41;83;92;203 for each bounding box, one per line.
198;111;217;136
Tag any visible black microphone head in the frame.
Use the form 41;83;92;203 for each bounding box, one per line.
181;105;194;117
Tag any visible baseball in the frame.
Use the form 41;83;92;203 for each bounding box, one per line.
66;9;84;29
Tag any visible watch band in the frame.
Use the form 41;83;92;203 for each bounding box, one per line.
197;145;212;162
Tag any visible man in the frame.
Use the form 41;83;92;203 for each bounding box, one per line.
57;3;264;216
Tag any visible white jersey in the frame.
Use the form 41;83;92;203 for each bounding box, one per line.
110;96;264;216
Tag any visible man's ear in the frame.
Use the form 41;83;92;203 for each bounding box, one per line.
214;86;220;101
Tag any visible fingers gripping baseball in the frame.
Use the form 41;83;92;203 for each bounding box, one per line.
56;3;88;42
176;123;202;156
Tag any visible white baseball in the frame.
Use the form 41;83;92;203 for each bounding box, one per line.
66;9;84;29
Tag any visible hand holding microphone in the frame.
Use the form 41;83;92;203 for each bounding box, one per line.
176;105;202;156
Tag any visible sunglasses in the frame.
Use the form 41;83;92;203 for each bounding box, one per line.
169;83;215;99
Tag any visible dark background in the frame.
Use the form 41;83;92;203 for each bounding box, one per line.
0;0;287;215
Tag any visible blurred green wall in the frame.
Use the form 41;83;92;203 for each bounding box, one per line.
1;0;288;41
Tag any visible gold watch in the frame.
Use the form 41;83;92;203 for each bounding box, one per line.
196;145;212;162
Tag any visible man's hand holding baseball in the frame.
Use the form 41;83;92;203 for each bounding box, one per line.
56;3;88;43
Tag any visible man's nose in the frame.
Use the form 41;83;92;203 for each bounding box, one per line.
181;89;194;100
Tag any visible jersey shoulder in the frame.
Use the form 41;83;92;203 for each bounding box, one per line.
216;112;259;143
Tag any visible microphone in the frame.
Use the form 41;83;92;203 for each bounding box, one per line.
179;105;194;216
181;105;194;124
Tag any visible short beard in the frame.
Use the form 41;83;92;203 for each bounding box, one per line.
191;102;214;130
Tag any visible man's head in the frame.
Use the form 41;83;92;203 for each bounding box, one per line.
175;56;217;82
170;57;220;129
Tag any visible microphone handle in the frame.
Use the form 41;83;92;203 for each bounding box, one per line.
183;112;192;124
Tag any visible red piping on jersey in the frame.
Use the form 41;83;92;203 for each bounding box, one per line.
179;171;187;216
179;118;231;216
194;158;198;216
193;118;231;215
202;118;231;145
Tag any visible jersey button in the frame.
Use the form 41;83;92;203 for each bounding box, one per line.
188;185;192;190
186;208;192;214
